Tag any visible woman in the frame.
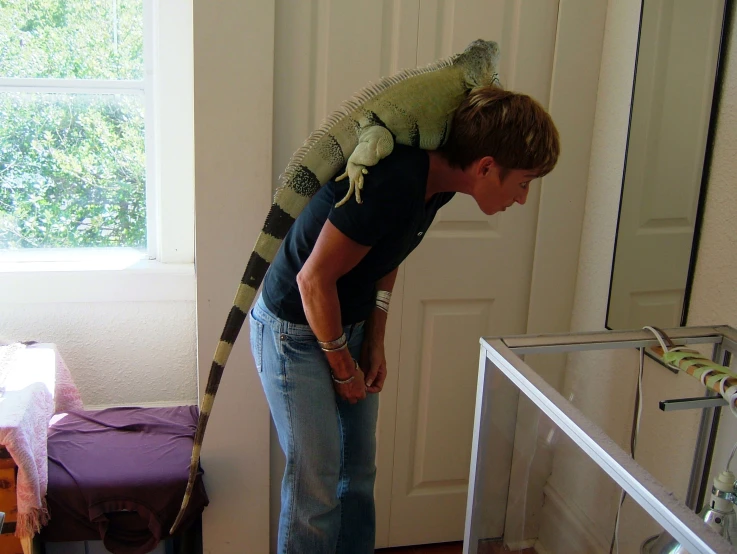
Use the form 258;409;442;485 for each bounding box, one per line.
249;85;560;553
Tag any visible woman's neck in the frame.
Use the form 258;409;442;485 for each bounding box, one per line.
425;151;472;201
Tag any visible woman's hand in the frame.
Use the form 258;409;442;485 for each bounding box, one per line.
326;350;367;404
361;321;387;394
332;363;368;404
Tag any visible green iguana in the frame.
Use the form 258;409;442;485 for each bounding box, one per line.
170;38;502;534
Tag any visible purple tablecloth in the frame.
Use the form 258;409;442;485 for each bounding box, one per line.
39;406;209;554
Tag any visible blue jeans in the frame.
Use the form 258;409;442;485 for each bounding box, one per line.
249;295;379;554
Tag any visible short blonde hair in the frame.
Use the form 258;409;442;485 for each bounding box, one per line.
441;86;560;176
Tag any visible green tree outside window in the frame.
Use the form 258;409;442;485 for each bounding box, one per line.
0;0;146;249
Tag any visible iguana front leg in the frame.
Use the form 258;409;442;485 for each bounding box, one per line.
335;125;394;207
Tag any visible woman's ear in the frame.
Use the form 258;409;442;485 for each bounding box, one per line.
477;156;497;177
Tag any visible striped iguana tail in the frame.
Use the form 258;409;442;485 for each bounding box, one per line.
169;43;491;535
167;181;322;534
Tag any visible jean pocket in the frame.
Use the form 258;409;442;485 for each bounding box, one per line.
281;330;317;345
249;310;265;373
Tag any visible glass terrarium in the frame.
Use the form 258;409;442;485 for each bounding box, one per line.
464;325;737;554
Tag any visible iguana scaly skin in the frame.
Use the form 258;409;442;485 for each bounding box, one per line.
170;38;501;533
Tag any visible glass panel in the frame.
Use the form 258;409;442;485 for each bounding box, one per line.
474;404;692;553
470;369;734;553
0;92;146;249
467;342;737;554
0;0;144;80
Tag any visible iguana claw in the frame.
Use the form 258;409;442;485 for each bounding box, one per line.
334;163;369;207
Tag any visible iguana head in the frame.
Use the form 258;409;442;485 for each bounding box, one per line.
457;39;502;89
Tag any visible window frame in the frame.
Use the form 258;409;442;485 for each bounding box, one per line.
0;1;195;303
144;0;158;261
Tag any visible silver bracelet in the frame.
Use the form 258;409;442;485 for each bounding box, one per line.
323;342;348;353
331;373;354;385
318;333;347;352
331;359;359;385
376;290;391;313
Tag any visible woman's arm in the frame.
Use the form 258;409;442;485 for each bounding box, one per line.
297;219;371;403
361;267;398;393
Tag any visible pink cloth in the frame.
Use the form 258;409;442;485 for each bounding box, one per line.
0;343;83;538
42;344;84;414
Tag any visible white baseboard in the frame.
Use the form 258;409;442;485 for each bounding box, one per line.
504;538;538;551
536;483;609;554
533;538;552;554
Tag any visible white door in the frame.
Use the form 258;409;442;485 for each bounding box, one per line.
381;0;560;547
271;2;420;550
607;0;724;330
271;0;559;549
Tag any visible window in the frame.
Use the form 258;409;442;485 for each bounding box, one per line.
0;0;153;256
0;1;194;303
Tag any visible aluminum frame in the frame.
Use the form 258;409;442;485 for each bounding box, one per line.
463;325;737;554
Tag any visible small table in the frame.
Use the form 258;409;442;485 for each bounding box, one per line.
0;446;22;554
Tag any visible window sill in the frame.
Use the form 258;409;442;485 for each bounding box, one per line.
0;256;195;304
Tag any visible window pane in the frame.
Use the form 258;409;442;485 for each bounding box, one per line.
0;0;143;80
0;92;146;249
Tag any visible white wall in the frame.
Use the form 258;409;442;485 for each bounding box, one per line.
0;300;196;407
537;0;737;552
502;0;609;548
192;1;274;552
543;8;648;549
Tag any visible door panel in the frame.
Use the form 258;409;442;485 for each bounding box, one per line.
387;0;559;546
388;210;536;545
272;0;419;194
271;0;559;548
271;1;419;549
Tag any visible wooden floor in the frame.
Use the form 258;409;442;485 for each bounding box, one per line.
377;541;536;554
378;542;463;554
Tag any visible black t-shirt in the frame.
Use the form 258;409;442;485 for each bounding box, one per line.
261;144;455;324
